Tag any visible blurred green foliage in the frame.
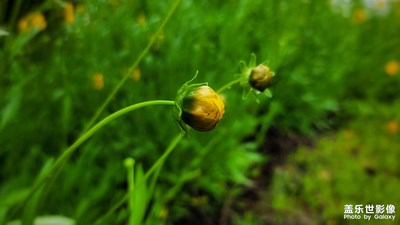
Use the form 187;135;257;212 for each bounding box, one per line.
1;0;399;224
268;101;400;225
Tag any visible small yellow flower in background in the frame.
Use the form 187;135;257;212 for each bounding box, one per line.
18;12;47;33
18;19;28;32
352;9;367;24
137;13;146;26
384;60;399;76
131;68;141;81
31;13;47;30
386;120;399;134
64;2;75;24
93;73;104;90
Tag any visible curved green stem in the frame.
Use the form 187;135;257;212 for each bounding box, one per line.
94;133;184;225
8;100;175;220
83;0;181;133
48;100;174;180
217;78;241;93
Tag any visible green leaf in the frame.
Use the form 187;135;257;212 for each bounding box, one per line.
22;159;54;225
132;165;148;225
0;29;9;37
1;93;22;130
7;215;75;225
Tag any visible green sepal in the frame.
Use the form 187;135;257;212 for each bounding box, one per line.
239;61;248;74
264;89;273;98
249;53;256;68
174;71;207;136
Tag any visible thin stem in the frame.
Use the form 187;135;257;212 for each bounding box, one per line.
93;133;183;225
217;78;241;94
36;159;67;215
51;100;175;180
148;159;163;202
83;0;181;133
8;100;175;220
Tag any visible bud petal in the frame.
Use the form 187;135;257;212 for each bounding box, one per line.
180;86;225;131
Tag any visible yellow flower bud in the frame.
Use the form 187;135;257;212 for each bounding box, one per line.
181;85;225;131
249;64;273;92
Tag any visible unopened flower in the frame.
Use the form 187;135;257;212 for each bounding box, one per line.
175;75;225;133
238;53;275;100
249;64;273;92
181;86;225;131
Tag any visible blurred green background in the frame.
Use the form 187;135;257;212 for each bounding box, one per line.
1;0;399;224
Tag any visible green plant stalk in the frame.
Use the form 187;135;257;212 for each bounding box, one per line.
35;159;66;219
148;159;163;203
93;133;183;225
83;0;181;133
217;78;241;93
7;100;175;221
94;78;243;224
125;158;135;225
